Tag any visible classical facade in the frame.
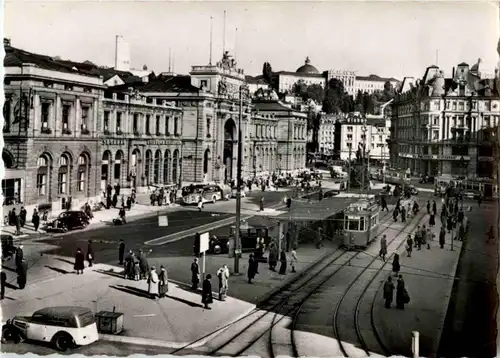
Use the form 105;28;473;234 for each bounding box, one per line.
390;61;499;178
355;74;400;95
100;89;183;191
318;114;336;153
3;40;104;214
324;69;357;96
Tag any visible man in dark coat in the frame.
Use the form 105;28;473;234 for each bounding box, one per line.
401;206;406;222
439;227;446;248
392;253;400;275
158;265;168;298
17;261;28;289
191;258;200;290
259;197;264;211
278;249;287;275
247;254;258;284
381;196;388;211
32;209;40;231
124;250;135;279
202;274;213;309
118;240;125;265
19;207;27;227
383;276;394;308
432;200;437;215
86;240;94;267
106;184;113;198
74;248;85;275
268;242;278;271
396;275;407;309
112;193;118;208
137;250;149;279
1;269;6;299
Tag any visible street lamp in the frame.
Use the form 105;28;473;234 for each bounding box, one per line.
234;83;250;275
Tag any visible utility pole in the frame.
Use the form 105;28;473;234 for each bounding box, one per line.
234;84;247;275
347;145;352;192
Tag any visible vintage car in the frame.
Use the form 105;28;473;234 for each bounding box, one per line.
44;211;90;233
182;184;227;205
208;223;272;254
2;306;99;351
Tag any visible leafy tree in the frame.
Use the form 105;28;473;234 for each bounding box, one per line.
262;62;273;86
382;81;396;102
362;92;375;115
322;78;346;114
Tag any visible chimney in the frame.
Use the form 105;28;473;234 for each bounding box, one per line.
452;67;455;78
4;38;11;47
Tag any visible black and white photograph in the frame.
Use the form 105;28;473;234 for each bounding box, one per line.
1;1;499;357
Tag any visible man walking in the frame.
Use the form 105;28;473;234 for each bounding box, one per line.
383;276;395;308
216;264;229;301
439;226;446;249
191;258;200;290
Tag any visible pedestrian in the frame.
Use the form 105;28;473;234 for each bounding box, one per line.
432;200;437;215
392;253;400;276
429;213;435;227
15;244;24;272
426;200;431;214
316;227;323;249
414;226;421;249
458;223;466;241
202;274;214;309
425;228;432;249
112;193;118;208
124;250;135;279
439;226;446;249
381;196;388;211
126;196;132;211
86;240;94;267
0;269;6;299
458;210;464;225
279;249;287;275
19;207;27;227
137;250;149;279
133;262;140;281
119;206;127;224
401;206;406;222
74;248;85;275
158;265;168;298
406;235;413;257
147;267;159;299
268;242;278;271
191;257;200;290
216;264;229;301
17;260;28;290
379;235;388;261
14;213;21;236
197;196;204;211
248;254;258;284
259;197;264;211
478;195;482;207
383;276;395;308
396;275;409;309
393;207;399;222
290;246;298;273
118;239;125;265
32;209;40;231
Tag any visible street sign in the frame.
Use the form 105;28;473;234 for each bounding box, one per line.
199;232;209;253
158;215;169;227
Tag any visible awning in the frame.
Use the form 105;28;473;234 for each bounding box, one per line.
2;169;26;181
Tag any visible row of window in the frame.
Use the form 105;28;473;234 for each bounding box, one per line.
104;111;181;136
397;99;496;115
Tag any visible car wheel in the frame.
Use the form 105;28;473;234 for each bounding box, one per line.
52;332;74;351
2;326;23;344
212;196;216;204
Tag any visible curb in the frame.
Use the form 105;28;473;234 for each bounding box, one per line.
145;188;325;246
99;304;257;349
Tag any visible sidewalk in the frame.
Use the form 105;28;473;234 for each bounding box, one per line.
1;203;180;241
372;212;463;357
144;241;340;305
0;262;255;349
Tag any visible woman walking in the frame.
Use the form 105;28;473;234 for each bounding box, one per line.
74;248;85;275
158;265;168;298
379;235;388;261
392;253;400;276
396;275;409;309
278;249;287;275
248;254;258;284
86;240;94;267
202;274;214;309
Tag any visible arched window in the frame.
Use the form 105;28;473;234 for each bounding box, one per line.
114;151;123;184
203;149;210;174
163;150;171;184
77;154;89;192
153;150;161;184
37;155;50;196
101;151;111;190
58;154;70;195
145;150;152;185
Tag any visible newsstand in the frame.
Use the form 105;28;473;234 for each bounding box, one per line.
96;308;124;334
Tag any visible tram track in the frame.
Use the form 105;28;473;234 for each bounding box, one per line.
331;212;426;358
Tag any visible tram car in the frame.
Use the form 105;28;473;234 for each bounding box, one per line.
343;198;380;250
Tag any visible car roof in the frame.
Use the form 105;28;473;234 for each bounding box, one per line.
33;306;92;318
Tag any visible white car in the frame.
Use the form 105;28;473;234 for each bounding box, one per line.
2;306;99;351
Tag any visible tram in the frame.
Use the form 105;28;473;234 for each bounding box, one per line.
343;198;380;250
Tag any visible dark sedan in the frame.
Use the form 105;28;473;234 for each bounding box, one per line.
44;211;89;232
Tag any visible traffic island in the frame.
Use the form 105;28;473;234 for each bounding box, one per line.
0;263;255;349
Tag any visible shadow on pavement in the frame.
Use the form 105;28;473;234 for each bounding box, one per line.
4;282;18;290
95;268;125;279
110;284;151;299
44;265;71;274
2;266;17;273
55;258;74;265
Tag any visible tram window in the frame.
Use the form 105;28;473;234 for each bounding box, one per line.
360;217;365;231
371;214;378;228
347;219;359;231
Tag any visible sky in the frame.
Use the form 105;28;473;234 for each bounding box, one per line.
4;0;500;80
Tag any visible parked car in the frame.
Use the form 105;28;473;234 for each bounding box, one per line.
2;306;99;351
44;211;89;232
182;184;227;205
208;223;272;254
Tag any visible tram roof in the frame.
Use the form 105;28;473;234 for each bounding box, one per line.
274;196;358;221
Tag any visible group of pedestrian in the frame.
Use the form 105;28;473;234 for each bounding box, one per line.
0;244;28;299
150;187;177;206
383;274;410;309
73;240;95;274
189;258;226;309
6;207;28;235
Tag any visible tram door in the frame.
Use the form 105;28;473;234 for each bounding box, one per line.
484;183;493;198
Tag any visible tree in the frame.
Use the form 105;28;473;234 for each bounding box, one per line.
291;80;308;98
362;92;375;115
382;81;396;102
262;62;273;86
322;78;346;114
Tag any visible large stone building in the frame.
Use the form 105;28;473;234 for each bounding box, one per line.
354;74;400;95
389;61;499;180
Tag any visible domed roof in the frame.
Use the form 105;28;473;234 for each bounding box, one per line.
296;57;319;74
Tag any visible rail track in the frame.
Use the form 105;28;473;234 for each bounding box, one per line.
169;207;423;358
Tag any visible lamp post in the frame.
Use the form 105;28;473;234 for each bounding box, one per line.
234;83;250;275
